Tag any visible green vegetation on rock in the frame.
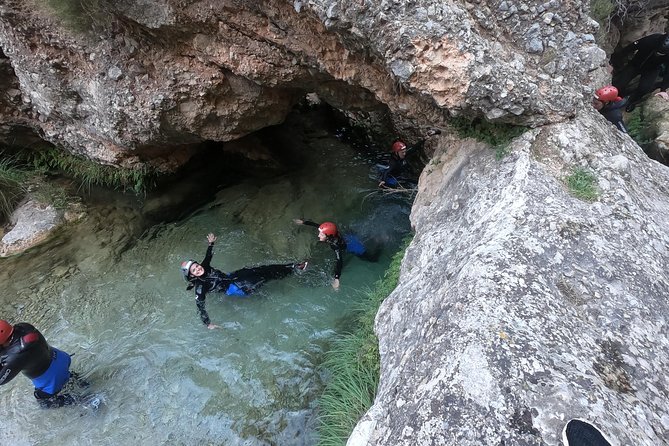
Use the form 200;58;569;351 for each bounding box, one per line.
449;116;526;159
566;167;599;201
0;157;28;221
317;238;410;446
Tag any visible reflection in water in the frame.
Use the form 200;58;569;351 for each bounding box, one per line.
0;110;413;445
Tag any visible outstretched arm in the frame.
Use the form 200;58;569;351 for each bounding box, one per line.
332;245;343;289
294;219;320;228
201;233;217;268
195;287;219;329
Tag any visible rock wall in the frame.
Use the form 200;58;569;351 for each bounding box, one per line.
350;111;669;444
2;1;668;445
0;0;606;169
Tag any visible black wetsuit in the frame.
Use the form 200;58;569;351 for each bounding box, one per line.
598;97;629;133
188;243;298;325
380;141;423;185
302;221;347;280
611;33;669;110
0;323;74;408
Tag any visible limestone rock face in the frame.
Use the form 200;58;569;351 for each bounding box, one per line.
350;111;669;445
0;0;606;169
0;200;63;257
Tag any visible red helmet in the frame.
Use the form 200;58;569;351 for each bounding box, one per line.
0;320;14;344
318;222;338;237
391;141;407;153
595;86;619;102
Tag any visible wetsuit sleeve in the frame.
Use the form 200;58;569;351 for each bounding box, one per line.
0;326;39;385
382;157;402;181
0;352;24;385
332;244;344;279
201;243;214;268
194;284;211;325
302;220;320;228
607;97;629;110
405;139;424;156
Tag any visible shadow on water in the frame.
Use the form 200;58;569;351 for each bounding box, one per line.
0;105;413;445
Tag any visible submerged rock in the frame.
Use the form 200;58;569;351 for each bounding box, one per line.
0;200;63;257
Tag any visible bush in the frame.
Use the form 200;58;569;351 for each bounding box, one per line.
626;107;655;147
566;167;599;201
590;0;615;25
449;117;526;159
0;157;28;221
42;0;112;32
28;147;155;194
316;238;409;446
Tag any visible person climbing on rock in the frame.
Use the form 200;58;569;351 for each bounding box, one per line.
181;233;307;328
0;320;85;408
378;129;440;188
610;33;669;112
293;219;379;290
592;85;628;133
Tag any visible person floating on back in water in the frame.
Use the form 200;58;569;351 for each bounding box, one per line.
181;233;307;329
378;129;440;188
592;85;628;133
293;219;379;290
610;33;669;112
0;320;84;408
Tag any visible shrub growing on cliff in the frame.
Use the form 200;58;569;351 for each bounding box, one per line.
0;157;27;221
43;0;112;32
449;117;526;159
317;239;408;446
28;147;155;194
566;167;599;201
626;107;655;147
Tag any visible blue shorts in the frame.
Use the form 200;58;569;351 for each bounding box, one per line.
225;283;247;296
344;234;367;256
31;348;71;395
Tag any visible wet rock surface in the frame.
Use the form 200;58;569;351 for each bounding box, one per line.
351;110;669;445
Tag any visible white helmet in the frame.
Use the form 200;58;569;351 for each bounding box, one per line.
181;260;194;280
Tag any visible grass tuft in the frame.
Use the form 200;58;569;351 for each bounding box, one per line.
566;167;599;201
28;147;155;194
449;117;526;159
626;107;655;147
42;0;112;32
317;238;409;446
0;156;27;221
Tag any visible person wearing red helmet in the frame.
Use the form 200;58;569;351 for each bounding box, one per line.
181;233;307;328
378;129;440;188
611;33;669;112
0;320;82;408
293;219;378;289
592;85;628;133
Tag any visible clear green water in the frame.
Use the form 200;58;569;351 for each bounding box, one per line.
0;114;413;445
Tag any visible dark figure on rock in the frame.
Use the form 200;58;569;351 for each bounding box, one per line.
611;33;669;112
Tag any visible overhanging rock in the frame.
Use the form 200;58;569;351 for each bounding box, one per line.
351;110;669;445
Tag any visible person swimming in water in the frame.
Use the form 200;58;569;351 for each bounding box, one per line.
293;219;379;290
181;233;307;328
0;320;86;408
